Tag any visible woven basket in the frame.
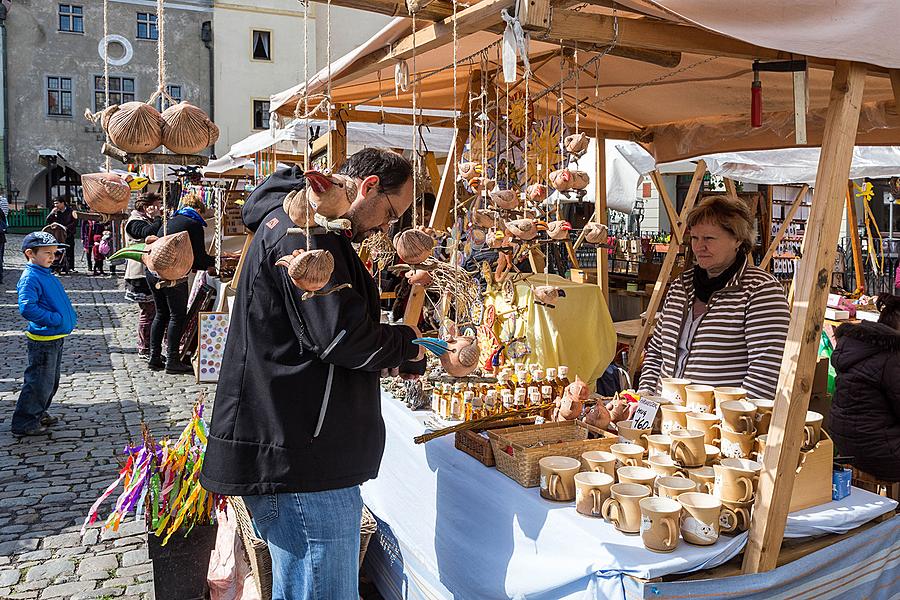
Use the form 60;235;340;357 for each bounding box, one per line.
455;419;535;467
487;420;616;488
229;497;378;600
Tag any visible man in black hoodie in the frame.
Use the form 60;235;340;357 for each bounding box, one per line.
201;148;423;600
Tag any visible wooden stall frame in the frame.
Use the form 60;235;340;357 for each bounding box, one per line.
759;184;810;271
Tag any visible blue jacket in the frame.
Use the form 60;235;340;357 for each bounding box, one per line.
17;263;77;337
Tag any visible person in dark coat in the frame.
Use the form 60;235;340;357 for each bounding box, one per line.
45;198;77;274
143;193;214;374
201;149;424;600
830;293;900;481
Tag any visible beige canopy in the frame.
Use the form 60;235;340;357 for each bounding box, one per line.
270;0;900;163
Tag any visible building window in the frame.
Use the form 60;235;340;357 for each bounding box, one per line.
155;85;182;111
47;77;73;117
59;4;84;33
252;30;271;61
253;100;270;130
136;13;158;40
94;75;136;111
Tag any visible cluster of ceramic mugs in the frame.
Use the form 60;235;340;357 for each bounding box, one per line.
535;381;826;553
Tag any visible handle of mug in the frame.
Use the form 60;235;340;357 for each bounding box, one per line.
739;415;754;434
602;497;620;526
675;469;688;478
590;489;602;516
670;440;685;463
640;433;650;446
710;424;721;446
720;507;739;533
549;473;560;499
803;425;815;449
739;476;754;502
664;516;678;548
626;457;640;467
737;508;751;532
702;481;714;494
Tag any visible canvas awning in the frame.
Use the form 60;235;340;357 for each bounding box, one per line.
270;1;900;163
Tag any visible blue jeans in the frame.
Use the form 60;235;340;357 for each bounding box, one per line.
12;337;65;433
243;486;363;600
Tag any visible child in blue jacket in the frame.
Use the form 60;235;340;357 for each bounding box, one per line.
13;232;77;436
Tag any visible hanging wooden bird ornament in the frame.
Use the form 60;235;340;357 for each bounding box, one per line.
393;228;435;265
505;218;546;241
81;172;131;216
471;177;496;194
490;189;520;210
275;248;340;299
526;183;548;203
583;222;608;245
458;162;481;181
564;132;590;156
109;231;195;285
549;168;590;192
545;220;572;240
413;336;480;377
533;285;567;308
304;170;356;219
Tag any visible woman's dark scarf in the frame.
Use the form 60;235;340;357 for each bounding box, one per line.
693;254;744;303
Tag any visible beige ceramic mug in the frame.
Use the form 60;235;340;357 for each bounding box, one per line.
642;396;671;432
721;498;754;533
656;476;697;500
720;428;756;459
686;466;716;494
539;456;581;501
678;492;739;545
713;463;755;502
684;384;716;414
719;400;758;434
648;455;687;480
647;434;673;458
602;483;650;534
750;399;774;435
616;420;651;451
617;465;657;493
669;429;707;468
639;496;682;553
574;471;614;517
660;378;692;406
705;444;721;466
610;443;645;468
661;405;692;435
686;412;722;446
582;450;617;477
714;386;748;416
752;434;767;463
804;411;824;451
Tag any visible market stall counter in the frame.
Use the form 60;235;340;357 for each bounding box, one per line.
361;393;897;599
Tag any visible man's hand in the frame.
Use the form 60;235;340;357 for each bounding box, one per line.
408;324;426;362
380;367;400;378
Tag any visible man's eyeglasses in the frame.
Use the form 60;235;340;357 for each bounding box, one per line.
382;190;403;226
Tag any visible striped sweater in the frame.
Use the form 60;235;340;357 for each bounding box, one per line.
638;260;790;400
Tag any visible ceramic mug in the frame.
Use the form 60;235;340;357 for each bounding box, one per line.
705;444;721;466
660;378;692;406
639;496;682;553
661;405;692;435
656;476;697;500
721;498;754;533
750;399;774;435
574;471;614;517
804;411;824;451
617;465;657;493
642;396;671;432
602;483;650;534
713;463;755;502
752;434;767;463
647;434;673;458
686;466;716;494
582;450;617;477
684;384;716;414
714;386;748;416
611;443;645;468
617;420;651;451
686;412;722;446
720;428;756;459
669;429;707;468
719;400;758;434
648;455;687;480
678;492;739;545
539;456;581;501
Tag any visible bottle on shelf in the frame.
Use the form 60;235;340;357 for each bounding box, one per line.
515;363;531;387
532;369;545;393
463;391;474;422
514;388;527;411
472;393;485;421
431;384;442;414
484;389;498;417
439;383;452;419
557;365;571;390
529;390;542;413
501;390;514;415
545;367;561;399
451;383;463;420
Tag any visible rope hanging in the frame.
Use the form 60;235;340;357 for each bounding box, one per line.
102;0;111;172
410;9;418;228
303;0;311;249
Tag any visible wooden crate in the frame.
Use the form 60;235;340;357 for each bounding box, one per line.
790;430;834;512
487;420;616;488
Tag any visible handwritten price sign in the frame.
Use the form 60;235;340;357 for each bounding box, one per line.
631;398;660;431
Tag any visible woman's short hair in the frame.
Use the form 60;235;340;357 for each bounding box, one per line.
135;192;161;213
686;194;757;254
876;293;900;330
180;192;206;213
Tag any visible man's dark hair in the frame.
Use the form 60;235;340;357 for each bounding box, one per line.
54;197;69;205
338;147;412;194
876;293;900;330
135;192;161;213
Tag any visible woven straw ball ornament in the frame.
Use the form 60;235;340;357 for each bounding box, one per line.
276;249;335;293
393;229;435;265
160;102;220;154
100;102;163;154
144;231;194;281
283;189;317;227
81;172;131;215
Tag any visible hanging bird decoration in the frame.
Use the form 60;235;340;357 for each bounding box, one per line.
304;170;356;219
472;208;500;228
81;172;131;216
393;228;435;265
109;231;194;285
458;162;481;181
505;218;546;241
533;285;567;308
545;220;572;240
490;189;520;211
526;183;548;203
413;335;480;378
275;248;348;300
470;177;496;194
283;188;318;227
564;132;591;156
583;222;608;245
550;168;591;192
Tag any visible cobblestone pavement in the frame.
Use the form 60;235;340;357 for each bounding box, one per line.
0;235;215;599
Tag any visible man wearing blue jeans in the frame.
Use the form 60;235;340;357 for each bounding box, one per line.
13;232;77;436
202;149;425;599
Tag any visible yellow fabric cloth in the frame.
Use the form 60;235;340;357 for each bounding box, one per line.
485;274;616;387
26;332;67;341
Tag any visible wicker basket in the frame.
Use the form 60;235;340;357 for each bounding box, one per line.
487;420;616;487
229;497;378;600
455;418;536;466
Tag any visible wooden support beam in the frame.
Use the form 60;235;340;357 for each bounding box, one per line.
889;69;900;106
596;135;609;300
627;160;707;379
742;61;867;575
101;143;209;166
793;68;809;145
528;245;547;273
846;182;866;294
724;178;739;202
517;0;550;30
422;151;441;195
759;184;809;271
651;170;681;245
313;0;455;21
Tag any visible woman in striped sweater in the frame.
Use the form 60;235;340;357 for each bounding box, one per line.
637;195;790;401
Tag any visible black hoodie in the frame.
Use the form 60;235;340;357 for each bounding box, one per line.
201;166;420;495
830;321;900;481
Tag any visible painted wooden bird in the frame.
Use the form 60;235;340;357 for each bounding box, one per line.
545;220;572;240
393;228;435;265
471;177;496;193
472;208;500;228
489;189;520;211
554;376;589;421
458;162;480;181
549;168;590;192
413;335;480;377
304;170;357;219
533;285;567;308
564;132;590;155
526;183;547;202
283;189;317;227
275;248;335;298
505;218;546;241
583;222;608;245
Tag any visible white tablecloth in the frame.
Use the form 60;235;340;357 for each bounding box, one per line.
362;393;897;600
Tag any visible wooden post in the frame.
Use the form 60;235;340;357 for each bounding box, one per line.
517;0;550;30
724;177;739;202
423;151;441;196
650;170;681;245
742;61;866;575
596;135;608;300
846;182;866;294
759;184;809;270
627;160;707;379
